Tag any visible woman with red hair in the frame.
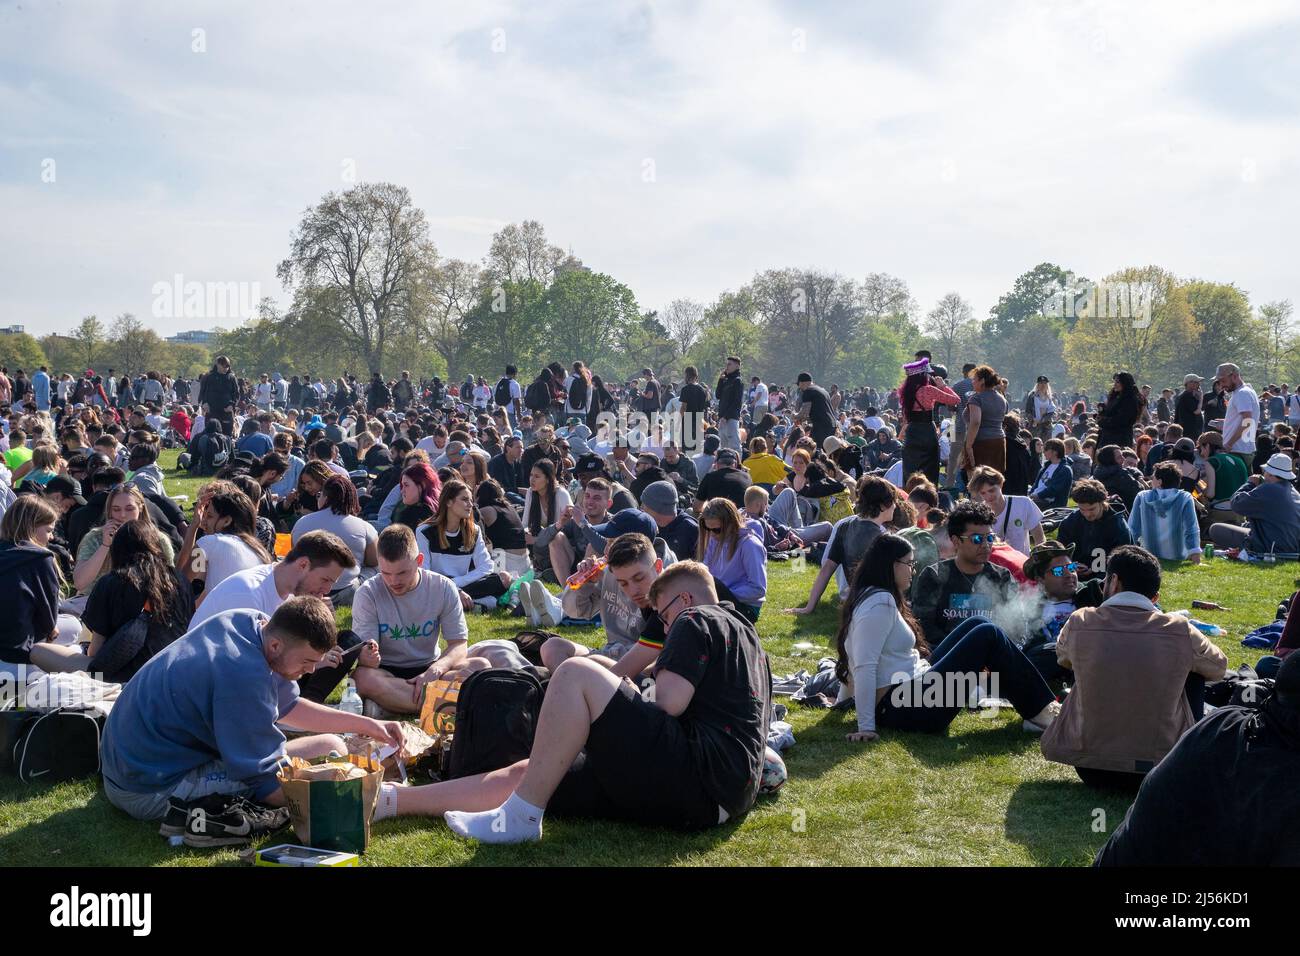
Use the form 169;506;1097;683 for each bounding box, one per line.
393;462;441;530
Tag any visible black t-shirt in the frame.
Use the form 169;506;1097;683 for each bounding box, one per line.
653;603;772;818
660;513;700;562
801;385;836;436
827;517;882;574
911;559;1016;646
82;570;194;644
678;382;709;415
696;466;752;510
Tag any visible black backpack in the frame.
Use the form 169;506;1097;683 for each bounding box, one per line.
7;709;103;783
446;669;545;779
494;377;513;408
525;379;550;412
568;375;588;410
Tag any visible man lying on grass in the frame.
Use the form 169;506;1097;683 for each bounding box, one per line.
100;597;402;847
371;561;773;843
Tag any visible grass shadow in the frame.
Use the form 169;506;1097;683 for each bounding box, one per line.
1004;779;1134;866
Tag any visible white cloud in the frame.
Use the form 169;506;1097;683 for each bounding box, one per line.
1;0;1296;343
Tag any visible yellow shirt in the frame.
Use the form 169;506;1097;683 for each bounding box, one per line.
744;452;788;485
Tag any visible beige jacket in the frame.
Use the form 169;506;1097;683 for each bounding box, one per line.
1041;593;1228;773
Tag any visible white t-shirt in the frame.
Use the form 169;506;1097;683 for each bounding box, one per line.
256;382;273;405
992;495;1043;555
473;385;491;408
194;533;267;593
1223;385;1259;453
752;382;769;407
291;509;376;590
191;563;282;628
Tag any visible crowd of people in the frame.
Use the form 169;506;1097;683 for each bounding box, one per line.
1;349;1297;864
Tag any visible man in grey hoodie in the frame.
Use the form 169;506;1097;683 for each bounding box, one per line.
1209;453;1300;555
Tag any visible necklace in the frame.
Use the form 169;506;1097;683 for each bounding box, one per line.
954;563;982;588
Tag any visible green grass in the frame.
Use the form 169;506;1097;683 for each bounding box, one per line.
1;450;1293;866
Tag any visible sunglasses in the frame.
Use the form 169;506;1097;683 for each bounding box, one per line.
1049;562;1080;577
956;533;999;545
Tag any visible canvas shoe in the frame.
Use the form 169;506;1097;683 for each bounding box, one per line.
530;580;561;628
518;578;541;627
183;795;290;848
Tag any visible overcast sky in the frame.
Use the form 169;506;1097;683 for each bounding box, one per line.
2;0;1297;339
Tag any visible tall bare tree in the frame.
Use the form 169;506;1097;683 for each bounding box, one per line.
277;182;434;374
484;220;568;286
421;258;483;382
661;298;706;359
923;292;975;371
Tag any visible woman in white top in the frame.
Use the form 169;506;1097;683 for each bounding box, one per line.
183;484;271;605
834;533;1059;740
291;474;378;606
1028;377;1057;442
417;479;509;611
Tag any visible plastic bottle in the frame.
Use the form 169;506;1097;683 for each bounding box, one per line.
565;558;607;590
337;680;363;715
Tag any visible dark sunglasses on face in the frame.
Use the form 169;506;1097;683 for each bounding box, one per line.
1049;562;1080;577
957;533;999;545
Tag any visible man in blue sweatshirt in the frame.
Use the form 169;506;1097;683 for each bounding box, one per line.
1209;453;1300;555
101;597;401;847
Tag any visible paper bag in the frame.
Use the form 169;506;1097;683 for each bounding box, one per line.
419;676;461;737
277;753;382;854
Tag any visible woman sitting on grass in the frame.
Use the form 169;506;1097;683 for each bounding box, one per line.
833;532;1060;742
74;484;176;599
419;479;510;613
698;497;767;622
1;496;84;679
392;461;441;530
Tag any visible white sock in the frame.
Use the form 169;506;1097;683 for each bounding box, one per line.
443;791;544;844
373;782;400;822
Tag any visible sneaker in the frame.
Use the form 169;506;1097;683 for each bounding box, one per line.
1022;719;1047;734
531;580;560;628
158;797;190;838
518;579;540;627
183;795;290;848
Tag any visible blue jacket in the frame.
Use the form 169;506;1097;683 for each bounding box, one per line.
1230;480;1300;555
1030;460;1073;510
1128;488;1200;561
101;610;300;800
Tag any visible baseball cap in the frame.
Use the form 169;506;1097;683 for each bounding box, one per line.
1036;375;1050;384
1183;373;1204;384
587;508;658;549
44;475;86;505
640;480;679;515
715;448;741;465
575;453;607;477
1214;363;1240;380
822;435;848;454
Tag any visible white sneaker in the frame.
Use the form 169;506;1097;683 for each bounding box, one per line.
518;578;540;627
531;580;561;628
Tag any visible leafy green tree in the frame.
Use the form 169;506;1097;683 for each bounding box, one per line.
1258;300;1296;385
0;332;49;372
750;268;861;382
460;278;547;377
1063;266;1197;387
278;182;434;373
528;269;639;371
689;316;762;384
1183;280;1264;381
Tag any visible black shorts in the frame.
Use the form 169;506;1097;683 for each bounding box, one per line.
548;689;721;829
382;662;433;681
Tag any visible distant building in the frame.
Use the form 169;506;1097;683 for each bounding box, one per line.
0;324;26;335
166;330;218;345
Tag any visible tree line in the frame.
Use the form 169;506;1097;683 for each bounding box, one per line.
14;182;1297;394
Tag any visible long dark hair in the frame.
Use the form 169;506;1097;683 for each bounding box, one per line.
833;533;928;683
110;520;184;628
899;369;927;412
526;458;558;534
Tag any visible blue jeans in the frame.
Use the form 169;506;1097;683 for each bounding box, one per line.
875;616;1057;733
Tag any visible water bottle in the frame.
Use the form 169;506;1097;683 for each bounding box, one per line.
338;679;363;715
